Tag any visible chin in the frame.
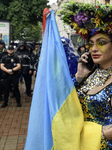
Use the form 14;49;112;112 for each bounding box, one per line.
92;59;102;64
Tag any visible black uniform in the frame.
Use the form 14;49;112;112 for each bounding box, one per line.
0;41;7;101
27;44;35;72
1;54;21;107
34;50;40;74
15;41;32;97
27;44;36;90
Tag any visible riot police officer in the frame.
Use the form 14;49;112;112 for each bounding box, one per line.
27;44;35;91
0;40;7;101
33;47;40;76
1;45;21;107
15;41;32;97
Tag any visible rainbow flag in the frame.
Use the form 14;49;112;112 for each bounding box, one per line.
24;10;102;150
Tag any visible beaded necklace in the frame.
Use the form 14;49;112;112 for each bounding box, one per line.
79;66;112;94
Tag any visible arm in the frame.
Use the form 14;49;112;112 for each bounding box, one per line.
29;53;35;74
75;52;91;83
1;63;21;74
33;54;39;76
102;124;112;140
102;96;112;140
1;63;13;75
12;63;21;72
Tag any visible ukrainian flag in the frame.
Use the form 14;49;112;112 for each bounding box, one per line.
24;10;102;150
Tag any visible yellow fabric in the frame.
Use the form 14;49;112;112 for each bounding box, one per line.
52;88;102;150
81;122;101;150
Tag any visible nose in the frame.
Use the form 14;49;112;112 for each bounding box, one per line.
92;43;98;49
90;43;99;52
90;49;98;54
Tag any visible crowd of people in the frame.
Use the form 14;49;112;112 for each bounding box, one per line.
0;37;95;109
0;40;40;108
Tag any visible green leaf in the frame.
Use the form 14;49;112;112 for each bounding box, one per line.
0;0;49;41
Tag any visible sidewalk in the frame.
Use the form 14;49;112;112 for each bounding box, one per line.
0;76;36;150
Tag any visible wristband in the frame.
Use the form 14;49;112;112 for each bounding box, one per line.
12;69;14;72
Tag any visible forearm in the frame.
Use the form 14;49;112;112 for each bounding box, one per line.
13;64;21;71
75;72;85;83
1;64;9;73
102;124;112;140
75;61;91;83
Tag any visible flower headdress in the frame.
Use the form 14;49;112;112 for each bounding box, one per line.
59;1;112;40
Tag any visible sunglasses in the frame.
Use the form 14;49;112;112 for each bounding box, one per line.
86;40;112;50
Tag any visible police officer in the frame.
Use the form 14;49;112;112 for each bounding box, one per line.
77;44;89;57
33;48;40;76
27;44;35;91
1;45;21;107
0;40;7;101
27;44;35;72
15;41;32;97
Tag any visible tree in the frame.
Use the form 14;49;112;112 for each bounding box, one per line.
0;0;50;41
12;22;42;42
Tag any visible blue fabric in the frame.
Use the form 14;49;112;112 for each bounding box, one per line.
61;37;79;78
24;10;74;150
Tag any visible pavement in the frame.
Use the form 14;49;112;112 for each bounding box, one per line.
0;76;36;150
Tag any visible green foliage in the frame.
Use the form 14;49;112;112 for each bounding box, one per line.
12;22;42;42
59;0;112;39
0;0;49;41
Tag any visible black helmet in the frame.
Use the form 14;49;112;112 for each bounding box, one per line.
8;45;15;50
17;41;27;51
27;44;33;50
18;41;26;47
0;40;5;45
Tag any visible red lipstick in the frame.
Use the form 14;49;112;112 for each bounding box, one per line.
92;54;101;59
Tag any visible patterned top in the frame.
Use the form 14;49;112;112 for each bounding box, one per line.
73;76;112;150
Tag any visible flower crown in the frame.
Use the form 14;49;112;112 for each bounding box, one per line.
59;1;112;40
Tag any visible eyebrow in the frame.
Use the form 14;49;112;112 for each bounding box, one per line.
89;37;108;42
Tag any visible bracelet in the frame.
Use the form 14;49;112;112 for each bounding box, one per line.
12;69;14;72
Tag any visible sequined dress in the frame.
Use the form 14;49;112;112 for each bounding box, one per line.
73;67;112;150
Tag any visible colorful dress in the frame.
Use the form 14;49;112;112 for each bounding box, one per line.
73;67;112;150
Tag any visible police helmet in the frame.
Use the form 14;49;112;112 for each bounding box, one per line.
0;40;5;45
8;45;15;50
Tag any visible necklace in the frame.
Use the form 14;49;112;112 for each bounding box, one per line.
79;66;112;94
